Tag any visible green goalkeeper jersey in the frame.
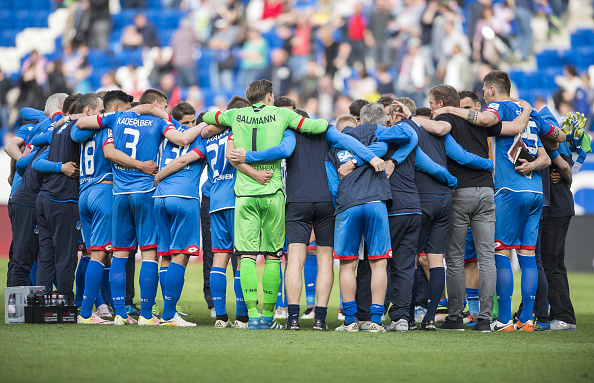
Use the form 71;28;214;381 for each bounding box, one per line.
203;103;328;197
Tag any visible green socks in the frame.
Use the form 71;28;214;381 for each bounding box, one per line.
262;259;281;318
240;258;259;318
492;295;499;319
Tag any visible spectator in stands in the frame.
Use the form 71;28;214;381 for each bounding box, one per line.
47;60;71;95
121;0;146;8
347;2;368;70
119;65;150;100
299;61;320;102
121;13;159;48
287;16;315;81
0;68;12;132
348;69;378;101
513;0;533;62
16;61;45;111
315;75;338;121
20;51;47;88
368;0;393;67
440;43;472;91
160;72;181;110
238;28;269;88
376;63;395;95
171;18;199;87
208;17;243;91
97;71;120;92
397;38;433;108
88;0;111;50
262;48;293;97
148;48;173;88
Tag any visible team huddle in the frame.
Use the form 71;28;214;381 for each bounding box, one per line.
5;70;580;332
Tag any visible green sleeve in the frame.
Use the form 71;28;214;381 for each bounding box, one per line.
203;110;234;126
284;109;328;134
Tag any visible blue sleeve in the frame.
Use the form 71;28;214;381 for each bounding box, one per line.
375;123;418;164
415;147;457;189
324;160;339;206
16;125;33;141
31;130;52;147
16;152;35;176
70;125;96;143
326;126;376;163
445;134;494;171
531;111;555;137
20;107;47;122
97;111;119;128
351;141;388;165
245;130;296;163
547;150;560;160
31;150;62;174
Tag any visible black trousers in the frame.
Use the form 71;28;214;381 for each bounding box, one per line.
36;196;79;304
9;203;39;287
541;215;575;324
201;196;213;308
7;203;14;287
125;248;137;305
355;252;371;321
387;214;421;322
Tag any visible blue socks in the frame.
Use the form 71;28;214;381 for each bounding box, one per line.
495;253;514;323
102;267;114;309
517;254;538;323
159;266;168;302
234;269;248;319
109;257;128;318
75;256;90;307
304;254;317;307
343;300;357;325
466;288;480;317
210;266;228;318
139;260;159;320
423;267;445;323
162;262;186;321
370;304;384;325
80;260;104;319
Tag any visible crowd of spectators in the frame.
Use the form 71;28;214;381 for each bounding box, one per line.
0;0;592;141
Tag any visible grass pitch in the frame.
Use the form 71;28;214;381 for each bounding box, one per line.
0;262;593;383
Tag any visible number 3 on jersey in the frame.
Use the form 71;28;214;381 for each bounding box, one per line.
124;127;139;159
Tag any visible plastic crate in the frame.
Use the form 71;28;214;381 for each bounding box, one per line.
4;286;45;324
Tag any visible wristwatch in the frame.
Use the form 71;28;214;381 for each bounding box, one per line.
350;158;358;166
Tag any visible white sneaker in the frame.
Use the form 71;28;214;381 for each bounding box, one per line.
385;318;409;332
214;319;232;328
233;320;248;329
381;314;386;322
414;306;427;323
335;321;359;332
96;304;113;318
160;313;197;327
337;309;345;321
78;312;113;324
550;319;576;330
274;306;288;319
301;307;315;319
490;319;514;332
138;315;160;326
357;320;371;331
210;308;216;318
368;322;387;333
434;313;448;323
113;314;137;325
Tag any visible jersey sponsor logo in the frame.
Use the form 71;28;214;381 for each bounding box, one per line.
236;114;277;124
214;173;234;182
116;117;153;127
80;176;93;185
488;103;499;110
186;246;199;254
254;164;275;171
114;164;140;172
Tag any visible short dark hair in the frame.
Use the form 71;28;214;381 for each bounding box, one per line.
294;108;310;118
483;70;512;95
131;101;140;107
227;96;251;110
63;93;81;114
376;94;396;108
245;79;273;105
349;99;369;117
274;96;296;109
74;93;101;114
139;88;167;105
416;107;432;117
429;84;460;107
458;90;479;105
103;90;133;111
171;101;196;121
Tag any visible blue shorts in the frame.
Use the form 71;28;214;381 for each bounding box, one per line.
495;189;543;251
211;208;234;253
112;192;157;251
154;196;201;256
464;227;477;263
79;184;113;252
334;202;392;260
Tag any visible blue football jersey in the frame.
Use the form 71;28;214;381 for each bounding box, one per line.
97;111;174;194
155;123;206;199
204;128;236;212
71;125;113;193
487;101;550;194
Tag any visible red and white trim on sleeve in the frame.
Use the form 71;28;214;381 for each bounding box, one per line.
228;133;233;140
368;249;393;260
542;123;555;138
296;116;305;132
192;148;205;159
494;240;519;250
167;114;173;122
51;112;64;121
27;143;33;150
97;115;104;128
170;245;201;255
214;111;222;125
484;108;500;122
212;248;234;253
102;136;114;148
164;124;176;135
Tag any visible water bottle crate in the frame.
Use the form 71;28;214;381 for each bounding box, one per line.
4;286;45;324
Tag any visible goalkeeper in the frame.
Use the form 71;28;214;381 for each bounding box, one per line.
202;80;335;329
